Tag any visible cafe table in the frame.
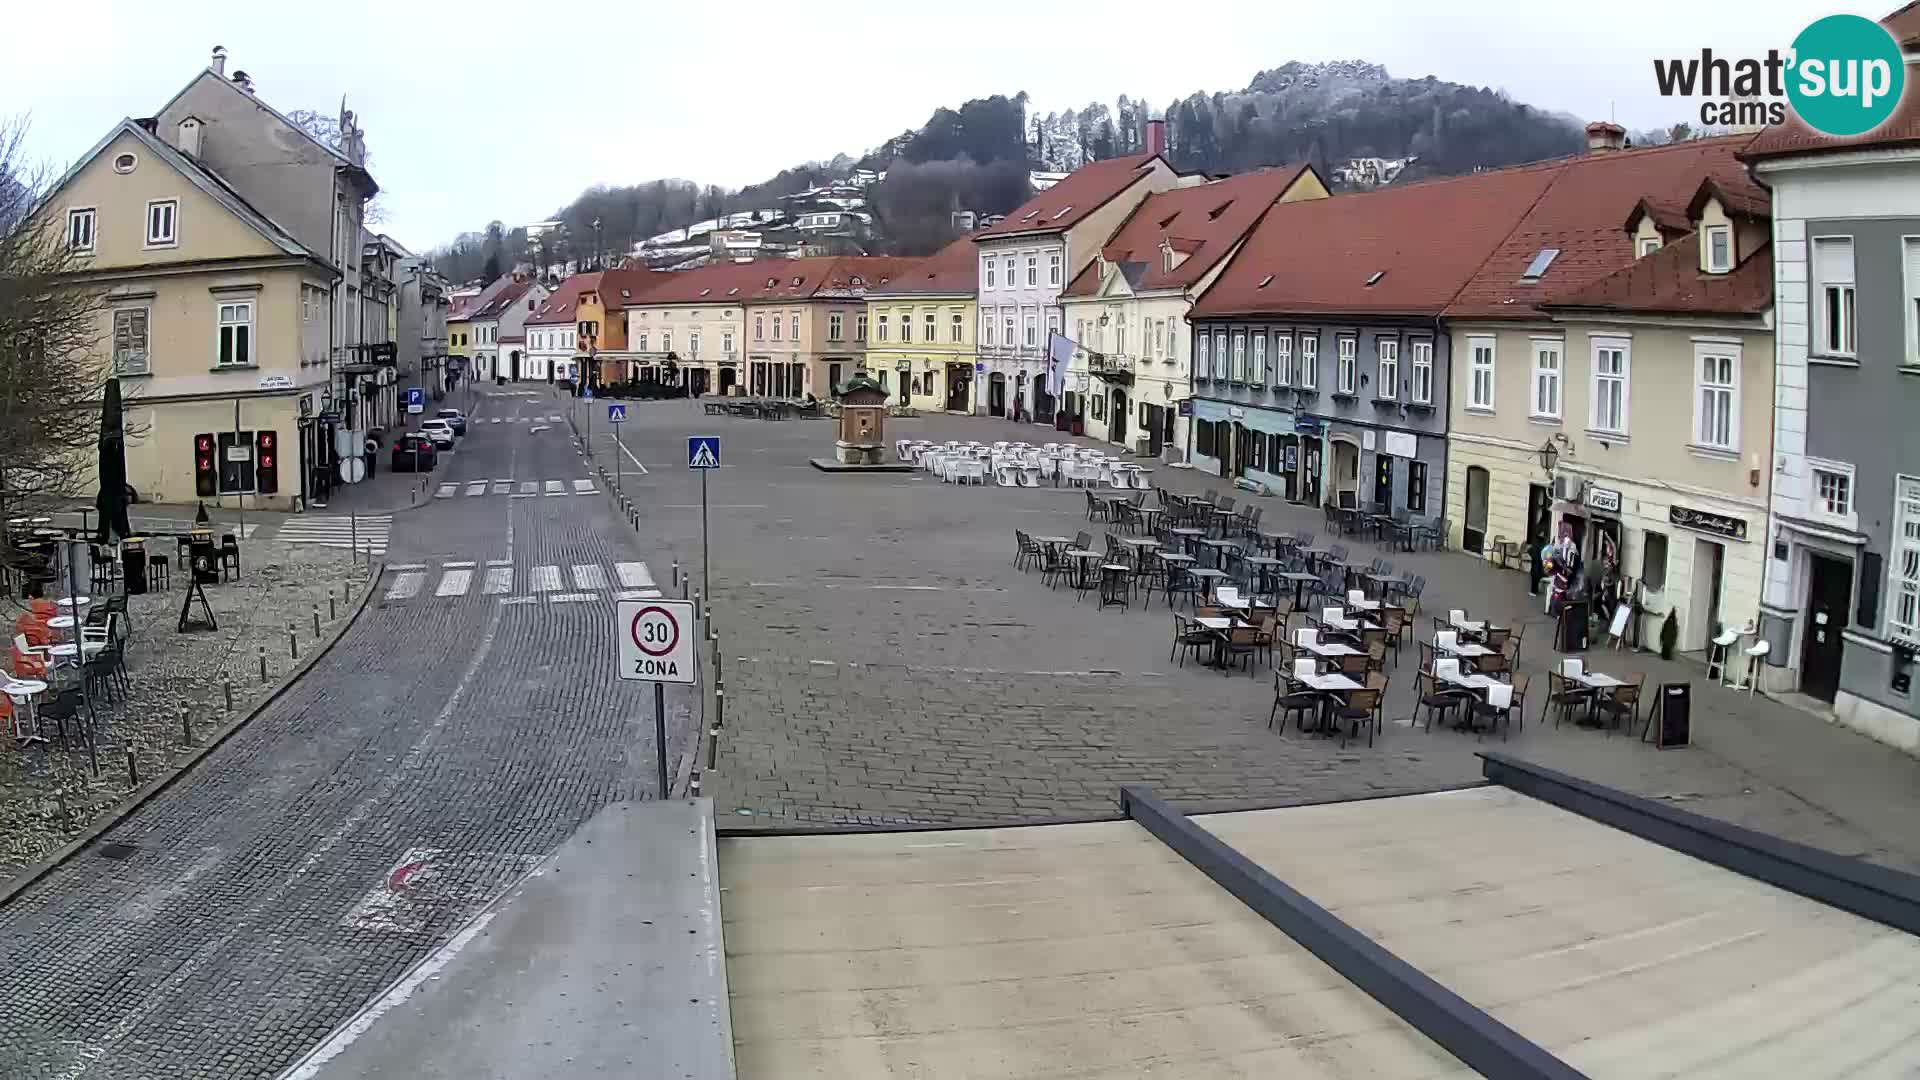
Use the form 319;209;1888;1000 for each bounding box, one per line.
1168;527;1206;555
1358;571;1397;598
1279;571;1321;612
1062;549;1102;591
48;640;107;666
1301;639;1362;658
1189;567;1230;597
4;677;48;743
1195;537;1237;568
57;596;90;609
1450;616;1487;635
1194;615;1247;669
1293;671;1364;733
1347;596;1383;613
1244;555;1283;595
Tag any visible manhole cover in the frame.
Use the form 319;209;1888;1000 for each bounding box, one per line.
95;842;140;861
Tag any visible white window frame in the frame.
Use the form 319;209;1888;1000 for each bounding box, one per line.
1026;253;1038;286
1813;235;1856;358
925;311;936;341
113;306;150;376
66;207;96;253
689;330;701;356
982;313;994;347
1467;335;1495;410
216;299;254;367
1273;333;1293;386
1638;236;1662;257
900;311;913;343
1529;337;1563;420
1376;338;1398;400
1196;330;1211;379
1213;331;1228;381
876;313;889;342
1024;314;1037;348
1806;457;1857;530
636;332;648;352
1692;341;1741;453
1705;225;1733;272
1004;314;1015;348
721;330;734;354
828;312;843;341
1251;333;1266;383
1048;251;1061;286
1589;336;1630;435
1298;335;1318;389
1410;339;1432;404
790;314;800;340
1905;235;1920;368
1046;310;1060;350
856;313;867;341
145;198;178;248
984;259;995;290
754;313;764;340
1336;335;1357;394
1890;474;1920;645
1231;331;1246;382
951;313;963;343
662;330;673;354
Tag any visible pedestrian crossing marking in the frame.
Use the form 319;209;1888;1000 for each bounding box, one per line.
277;514;391;556
544;481;565;496
549;414;563;422
386;571;424;600
529;565;562;592
389;563;427;571
486;558;512;566
492;481;513;495
614;562;654;588
435;484;456;499
483;567;512;594
573;479;597;494
617;589;663;600
571;564;607;590
435;569;472;597
489;417;503;424
501;596;537;606
443;560;476;568
548;592;597;604
465;481;487;497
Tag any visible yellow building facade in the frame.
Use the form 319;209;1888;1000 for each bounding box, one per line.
864;235;979;411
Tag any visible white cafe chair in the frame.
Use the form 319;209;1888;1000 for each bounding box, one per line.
1434;658;1462;683
1108;469;1130;491
1322;607;1343;625
1448;608;1468;626
995;465;1018;487
1018;466;1041;488
1556;658;1584;678
1294;628;1319;648
1293;658;1318;683
1347;589;1367;607
1435;630;1459;653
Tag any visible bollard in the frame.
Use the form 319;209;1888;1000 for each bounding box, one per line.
312;604;322;638
181;707;195;746
705;724;719;771
693;589;702;621
258;645;268;683
329;591;337;621
714;687;725;731
288;622;299;661
714;650;723;684
223;676;233;712
672;562;681;590
125;746;139;787
690;773;701;797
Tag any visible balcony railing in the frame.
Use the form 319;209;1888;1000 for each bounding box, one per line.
1088;351;1134;378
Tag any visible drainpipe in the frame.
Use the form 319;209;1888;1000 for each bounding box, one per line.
1433;315;1449;541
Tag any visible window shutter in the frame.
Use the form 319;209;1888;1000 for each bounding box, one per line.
1858;550;1882;628
1813;237;1854;284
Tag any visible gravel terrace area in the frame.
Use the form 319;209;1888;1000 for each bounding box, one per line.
1;540;368;883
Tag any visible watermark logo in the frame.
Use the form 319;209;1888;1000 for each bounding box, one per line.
1652;13;1906;136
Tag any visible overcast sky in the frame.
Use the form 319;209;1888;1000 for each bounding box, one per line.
3;0;1827;253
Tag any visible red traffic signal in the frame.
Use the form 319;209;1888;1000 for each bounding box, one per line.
194;432;217;497
255;429;279;495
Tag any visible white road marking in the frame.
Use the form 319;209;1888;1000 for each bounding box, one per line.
385;572;424;600
529;565;562;592
663;504;766;509
443;560;476;568
517;481;538;494
434;484;456;499
485;558;512;566
492;481;512;495
613;435;650;475
548;414;563;422
465;481;487;497
529;425;549;434
387;563;427;571
482;567;512;594
547;592;598;603
489;417;502;424
572;478;597;494
614;562;654;588
571;564;608;590
499;596;537;606
616;589;663;600
543;480;565;496
435;569;472;597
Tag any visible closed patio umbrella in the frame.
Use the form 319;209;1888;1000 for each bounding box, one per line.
94;377;131;546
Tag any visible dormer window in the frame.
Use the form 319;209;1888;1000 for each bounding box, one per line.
1207;200;1233;221
1705;226;1733;273
766;277;777;287
790;276;802;286
1638;236;1662;257
1520;248;1560;281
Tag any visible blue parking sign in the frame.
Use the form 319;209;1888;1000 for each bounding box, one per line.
406;386;424;414
687;435;721;469
584;385;594;401
608;403;626;424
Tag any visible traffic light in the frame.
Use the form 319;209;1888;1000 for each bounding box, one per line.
255;430;278;494
194;433;216;497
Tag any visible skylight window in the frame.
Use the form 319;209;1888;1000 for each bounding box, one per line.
1520;248;1561;281
1052;205;1074;219
699;288;711;297
1022;209;1041;221
1258;274;1275;288
1365;271;1386;287
850;275;864;285
727;287;739;295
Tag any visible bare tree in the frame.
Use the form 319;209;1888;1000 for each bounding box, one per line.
0;117;109;593
286;108;386;224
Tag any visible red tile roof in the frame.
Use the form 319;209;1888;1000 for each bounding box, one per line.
470;279;533;321
599;266;674;309
526;272;603;326
736;256;916;302
1884;0;1920;46
619;260;782;306
870;235;979;295
974;153;1164;240
1191;163;1564;319
1443;134;1763;319
1542;232;1773;316
1624;197;1692;237
1061;164;1316;299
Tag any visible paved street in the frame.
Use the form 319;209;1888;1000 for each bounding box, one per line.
602;401;1920;871
0;384;695;1080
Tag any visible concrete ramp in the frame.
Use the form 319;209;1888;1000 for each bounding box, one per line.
282;799;735;1080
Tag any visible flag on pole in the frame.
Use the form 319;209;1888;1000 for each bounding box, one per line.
1046;331;1076;396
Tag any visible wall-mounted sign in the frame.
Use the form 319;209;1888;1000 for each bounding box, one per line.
1586;486;1622;513
1177;399;1194;417
1362;430;1377;451
258;374;294;390
1670;505;1749;542
1294;417;1323;435
1227;406;1244;420
1382;431;1418;459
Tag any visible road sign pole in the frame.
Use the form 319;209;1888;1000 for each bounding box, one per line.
654;682;668;797
615;418;623;493
701;468;711;600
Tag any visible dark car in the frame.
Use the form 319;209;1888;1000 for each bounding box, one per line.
434;408;467;435
391;433;438;472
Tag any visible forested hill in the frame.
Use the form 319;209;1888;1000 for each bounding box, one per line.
432;62;1589;278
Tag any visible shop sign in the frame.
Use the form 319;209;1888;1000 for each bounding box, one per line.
1585;486;1622;513
1670;505;1749;542
1362;430;1377;451
1227;406;1244;420
1177;400;1194;417
1382;431;1418;459
1293;417;1324;435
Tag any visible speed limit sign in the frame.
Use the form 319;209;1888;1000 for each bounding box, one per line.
617;598;697;684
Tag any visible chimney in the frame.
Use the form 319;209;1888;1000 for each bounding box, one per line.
1145;118;1167;158
210;45;227;76
231;70;254;94
1585;121;1627;153
178;116;203;158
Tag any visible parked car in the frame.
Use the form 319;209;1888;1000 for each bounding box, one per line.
419;419;456;448
434;408;467;435
391;433;437;472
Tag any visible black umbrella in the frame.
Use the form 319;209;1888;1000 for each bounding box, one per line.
94;376;131;546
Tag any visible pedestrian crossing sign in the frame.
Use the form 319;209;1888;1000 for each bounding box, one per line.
608;403;626;424
688;435;721;469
